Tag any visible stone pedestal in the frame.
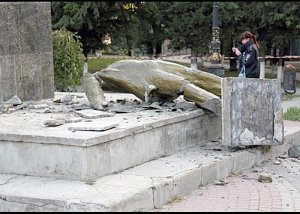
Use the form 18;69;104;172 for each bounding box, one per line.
222;78;283;146
0;2;54;103
0;105;221;181
208;64;224;77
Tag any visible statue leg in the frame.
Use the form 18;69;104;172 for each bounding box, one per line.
183;83;221;116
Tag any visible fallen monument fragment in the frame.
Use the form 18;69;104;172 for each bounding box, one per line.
83;60;222;115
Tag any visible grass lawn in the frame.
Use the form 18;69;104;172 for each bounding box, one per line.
284;107;300;121
88;57;124;73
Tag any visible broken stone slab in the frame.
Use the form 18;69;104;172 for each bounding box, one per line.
60;95;75;103
68;121;119;132
44;119;66;127
28;103;49;109
75;109;114;119
4;95;22;106
44;115;83;127
222;78;284;146
52;95;74;103
69;103;91;112
107;103;141;113
148;102;163;110
64;117;83;123
172;101;198;111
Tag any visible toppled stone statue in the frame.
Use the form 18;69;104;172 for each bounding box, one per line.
83;60;222;115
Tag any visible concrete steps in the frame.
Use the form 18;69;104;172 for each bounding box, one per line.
0;108;221;182
1;133;298;212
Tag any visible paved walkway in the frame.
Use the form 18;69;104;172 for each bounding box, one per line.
152;157;300;212
150;94;300;212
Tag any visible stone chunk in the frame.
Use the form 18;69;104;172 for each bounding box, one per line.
44;119;65;127
258;172;272;183
288;145;300;158
4;95;22;106
28;104;49;109
75;109;114;119
64;117;82;123
68;121;118;132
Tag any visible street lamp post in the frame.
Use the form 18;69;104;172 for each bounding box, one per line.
208;2;224;77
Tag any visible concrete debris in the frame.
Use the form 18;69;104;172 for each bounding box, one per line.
148;102;163;110
60;95;75;103
1;91;203;135
258;172;272;183
4;95;22;106
273;160;282;165
28;103;49;109
44;119;65;127
75;109;114;119
214;179;229;185
288;145;300;158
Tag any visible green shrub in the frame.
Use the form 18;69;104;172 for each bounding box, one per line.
52;28;84;91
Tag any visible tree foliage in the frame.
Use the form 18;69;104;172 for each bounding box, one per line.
219;2;300;56
51;2;300;59
51;2;134;58
165;2;211;54
133;2;171;57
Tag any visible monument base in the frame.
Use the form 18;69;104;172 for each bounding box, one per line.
0;92;222;182
208;65;224;77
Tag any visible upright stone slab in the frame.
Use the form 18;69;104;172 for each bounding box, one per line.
222;78;284;146
0;2;54;103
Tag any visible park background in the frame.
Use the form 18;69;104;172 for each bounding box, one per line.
51;1;300;69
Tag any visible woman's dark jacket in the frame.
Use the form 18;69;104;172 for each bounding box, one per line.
238;40;260;78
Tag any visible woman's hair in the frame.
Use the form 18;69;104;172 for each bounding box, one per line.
241;31;260;49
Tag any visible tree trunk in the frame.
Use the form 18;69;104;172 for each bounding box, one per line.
154;42;162;58
126;35;134;57
146;41;154;58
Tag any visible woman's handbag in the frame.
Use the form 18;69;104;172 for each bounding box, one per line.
238;65;246;78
